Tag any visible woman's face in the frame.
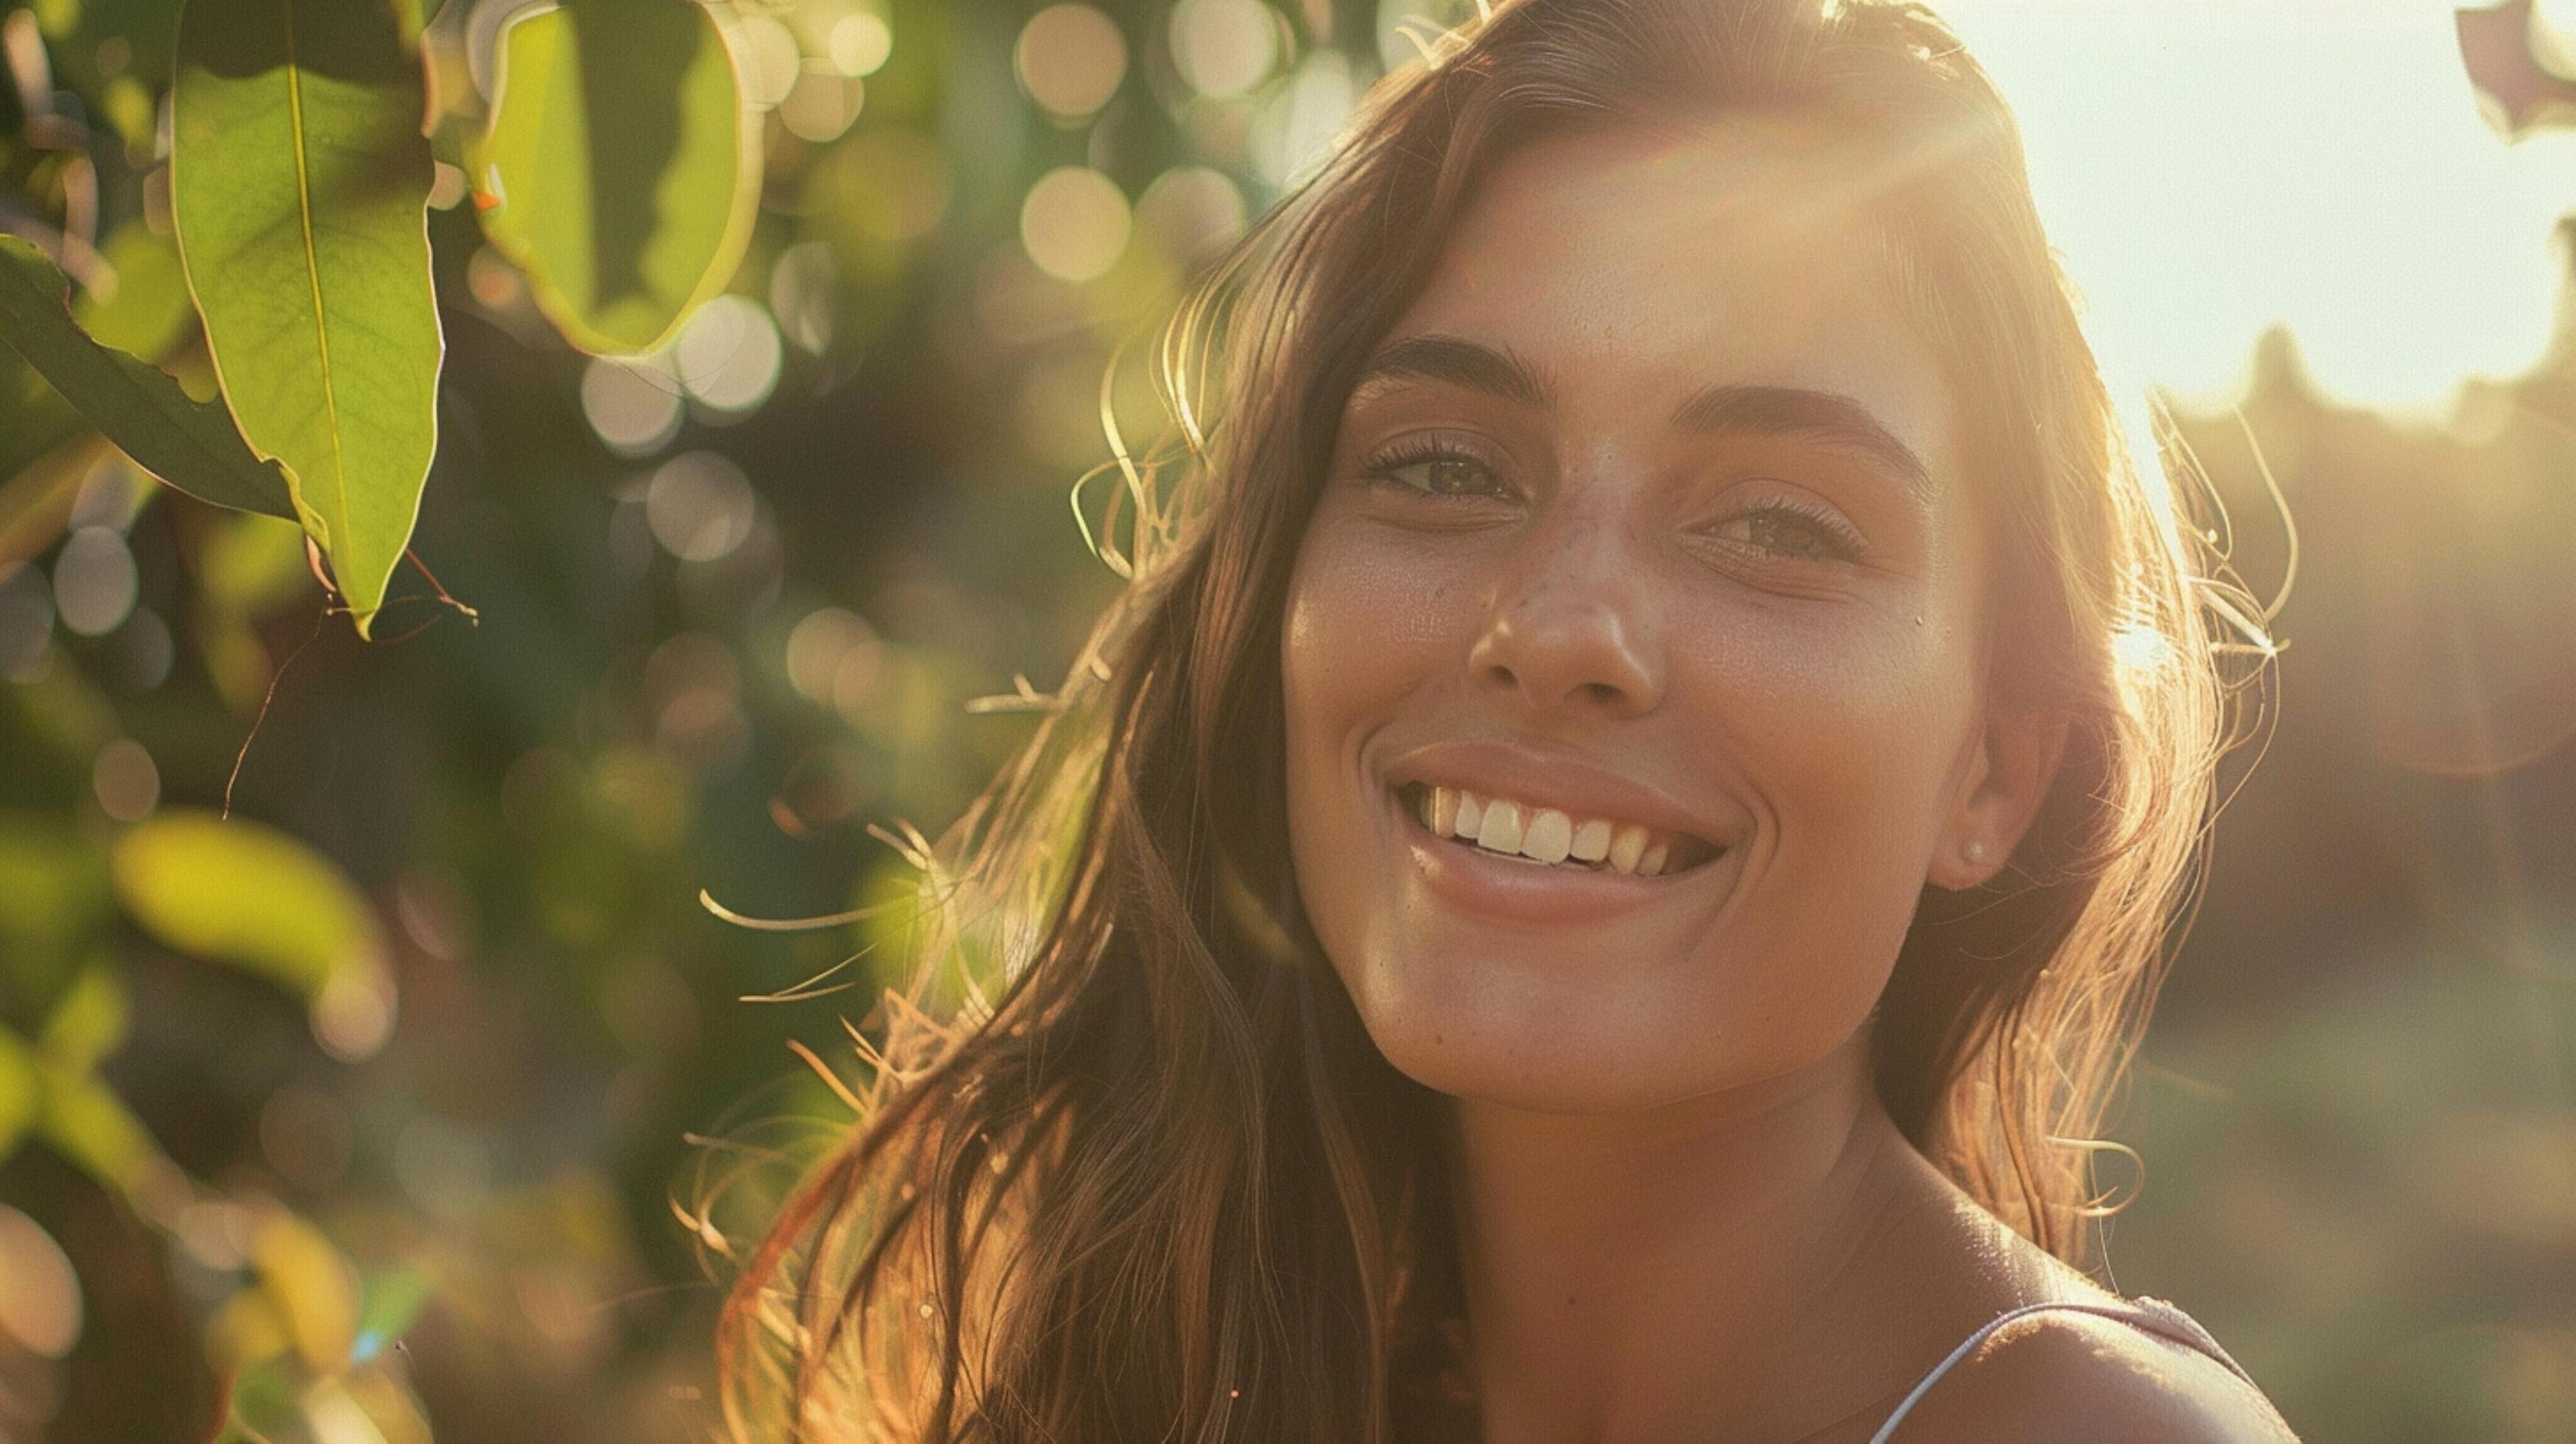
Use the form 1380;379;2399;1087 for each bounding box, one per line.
1282;119;2053;1114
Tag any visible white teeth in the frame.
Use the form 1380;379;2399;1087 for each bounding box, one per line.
1452;791;1484;839
1411;785;1695;875
1520;809;1572;864
1607;824;1649;875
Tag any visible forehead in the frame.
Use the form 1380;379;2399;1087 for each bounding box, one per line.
1380;118;1958;480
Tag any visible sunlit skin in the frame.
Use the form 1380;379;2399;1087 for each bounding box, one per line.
1281;119;2280;1440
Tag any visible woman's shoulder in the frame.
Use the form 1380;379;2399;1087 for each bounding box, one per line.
1882;1294;2300;1443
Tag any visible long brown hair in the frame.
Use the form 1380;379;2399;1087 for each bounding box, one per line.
715;1;2259;1437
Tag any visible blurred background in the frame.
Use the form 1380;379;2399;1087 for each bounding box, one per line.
0;0;2572;1439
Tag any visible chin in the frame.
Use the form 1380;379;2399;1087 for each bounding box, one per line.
1330;947;1760;1116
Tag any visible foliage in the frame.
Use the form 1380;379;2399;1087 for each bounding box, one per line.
0;0;1288;1432
112;810;392;1012
0;235;295;519
474;0;759;355
7;0;760;633
169;0;444;636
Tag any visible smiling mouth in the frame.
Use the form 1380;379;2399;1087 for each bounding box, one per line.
1391;781;1724;878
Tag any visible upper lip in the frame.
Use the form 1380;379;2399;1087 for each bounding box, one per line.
1381;736;1740;849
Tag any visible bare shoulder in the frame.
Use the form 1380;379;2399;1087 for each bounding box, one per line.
1890;1307;2301;1443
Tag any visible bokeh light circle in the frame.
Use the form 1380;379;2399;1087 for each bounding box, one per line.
769;242;840;354
1020;166;1131;283
581;355;686;458
1171;0;1279;99
114;607;175;692
737;13;803;109
1137;164;1248;267
0;1206;82;1359
1252;50;1358;186
92;737;160;822
781;71;866;142
314;964;397;1063
53;526;138;637
1017;4;1127;119
646;452;758;563
673;295;785;416
786;606;885;706
829;11;893;77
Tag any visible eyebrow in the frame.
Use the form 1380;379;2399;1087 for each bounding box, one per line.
1352;333;1934;500
1355;333;1556;410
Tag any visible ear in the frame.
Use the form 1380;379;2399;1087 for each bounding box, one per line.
1927;704;2072;891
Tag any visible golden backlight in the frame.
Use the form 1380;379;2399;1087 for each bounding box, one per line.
1939;0;2576;412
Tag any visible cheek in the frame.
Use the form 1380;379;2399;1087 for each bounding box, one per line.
1280;513;1476;751
1738;613;1970;819
1686;589;1981;957
1279;514;1475;974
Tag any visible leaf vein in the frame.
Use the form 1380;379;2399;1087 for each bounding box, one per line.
281;1;353;544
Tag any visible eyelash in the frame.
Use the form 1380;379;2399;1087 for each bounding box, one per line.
1714;494;1864;563
1360;436;1513;500
1356;439;1866;561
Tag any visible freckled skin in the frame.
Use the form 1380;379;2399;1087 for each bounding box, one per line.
1268;117;2275;1444
1282;118;1993;1115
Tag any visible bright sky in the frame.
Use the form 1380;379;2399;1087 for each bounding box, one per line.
1937;0;2576;412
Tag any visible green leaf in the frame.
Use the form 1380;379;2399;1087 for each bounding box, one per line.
36;966;128;1076
36;1064;167;1196
473;0;760;355
75;223;194;362
248;1208;359;1370
110;810;386;1001
0;1026;38;1166
172;0;443;638
0;342;86;483
0;236;297;521
101;76;160;159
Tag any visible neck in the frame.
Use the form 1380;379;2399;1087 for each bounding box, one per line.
1443;1023;1912;1441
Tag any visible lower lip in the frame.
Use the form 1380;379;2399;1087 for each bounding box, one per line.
1393;793;1716;927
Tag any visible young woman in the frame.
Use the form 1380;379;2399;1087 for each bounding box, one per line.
720;1;2298;1438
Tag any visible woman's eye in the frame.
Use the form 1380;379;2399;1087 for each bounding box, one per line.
1712;505;1857;562
1367;449;1507;498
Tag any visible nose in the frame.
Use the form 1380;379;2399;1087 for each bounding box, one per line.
1467;511;1664;718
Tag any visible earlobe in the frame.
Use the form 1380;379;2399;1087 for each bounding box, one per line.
1934;707;2072;891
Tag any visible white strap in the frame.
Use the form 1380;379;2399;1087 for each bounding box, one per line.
1864;1299;2247;1443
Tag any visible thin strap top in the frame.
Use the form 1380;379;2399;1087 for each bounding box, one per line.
1865;1297;2259;1443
